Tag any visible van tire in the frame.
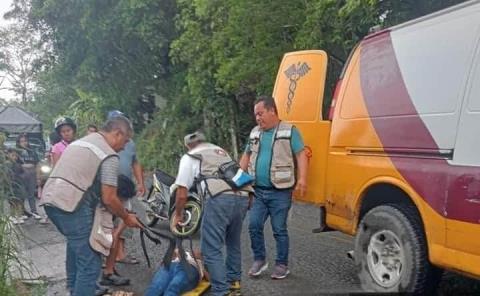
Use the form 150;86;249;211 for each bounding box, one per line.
354;204;441;295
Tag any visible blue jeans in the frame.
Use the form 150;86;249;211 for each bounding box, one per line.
249;187;292;266
144;261;199;296
45;199;101;296
201;194;248;296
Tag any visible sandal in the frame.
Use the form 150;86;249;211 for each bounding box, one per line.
116;256;139;265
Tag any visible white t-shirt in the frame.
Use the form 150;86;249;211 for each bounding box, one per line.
173;153;200;190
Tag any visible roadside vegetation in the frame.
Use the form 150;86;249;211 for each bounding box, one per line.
0;135;18;295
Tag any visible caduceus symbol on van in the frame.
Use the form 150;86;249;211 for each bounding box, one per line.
284;62;311;114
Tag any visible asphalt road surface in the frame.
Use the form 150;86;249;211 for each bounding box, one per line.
18;199;480;295
112;200;480;295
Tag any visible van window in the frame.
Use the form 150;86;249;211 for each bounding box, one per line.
338;53;365;119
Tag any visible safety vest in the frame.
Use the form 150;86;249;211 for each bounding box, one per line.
190;143;253;197
248;121;296;189
40;132;118;212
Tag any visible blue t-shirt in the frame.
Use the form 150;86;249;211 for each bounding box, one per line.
118;140;136;180
245;126;304;187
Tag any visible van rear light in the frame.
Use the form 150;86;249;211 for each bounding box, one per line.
328;79;342;120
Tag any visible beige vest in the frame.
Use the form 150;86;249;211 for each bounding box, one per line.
41;133;118;255
248;122;296;189
190;143;253;197
40;133;117;211
90;205;115;256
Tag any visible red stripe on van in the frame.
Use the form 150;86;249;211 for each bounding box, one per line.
359;33;480;224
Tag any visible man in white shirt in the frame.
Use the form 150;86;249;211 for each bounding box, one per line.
172;131;252;296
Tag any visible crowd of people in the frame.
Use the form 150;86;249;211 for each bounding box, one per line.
4;95;307;296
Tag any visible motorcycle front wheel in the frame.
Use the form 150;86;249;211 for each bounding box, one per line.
145;211;159;227
144;186;160;227
170;200;202;237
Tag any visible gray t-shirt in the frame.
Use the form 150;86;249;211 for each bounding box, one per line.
83;155;119;207
101;156;119;186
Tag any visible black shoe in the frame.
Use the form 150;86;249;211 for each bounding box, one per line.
95;285;110;296
100;273;130;286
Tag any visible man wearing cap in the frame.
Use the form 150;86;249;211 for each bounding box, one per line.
240;95;308;280
172;131;253;296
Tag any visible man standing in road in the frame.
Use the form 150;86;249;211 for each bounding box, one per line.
172;131;253;296
40;116;143;296
101;110;146;286
240;95;308;280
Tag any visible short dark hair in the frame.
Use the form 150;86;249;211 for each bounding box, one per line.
254;95;278;114
101;116;133;137
6;147;18;154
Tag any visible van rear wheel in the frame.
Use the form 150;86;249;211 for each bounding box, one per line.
354;204;441;295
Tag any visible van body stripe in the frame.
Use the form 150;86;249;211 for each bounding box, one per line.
360;33;480;224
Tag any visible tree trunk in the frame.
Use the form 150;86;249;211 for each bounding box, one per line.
229;97;239;160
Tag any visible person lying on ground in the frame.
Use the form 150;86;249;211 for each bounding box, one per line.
144;248;208;296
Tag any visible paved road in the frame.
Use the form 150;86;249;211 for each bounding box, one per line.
15;200;480;295
115;200;480;295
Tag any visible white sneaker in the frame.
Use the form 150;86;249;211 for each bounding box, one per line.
9;217;24;225
31;213;42;220
20;215;29;220
40;217;49;224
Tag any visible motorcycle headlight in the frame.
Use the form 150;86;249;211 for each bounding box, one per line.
40;165;52;174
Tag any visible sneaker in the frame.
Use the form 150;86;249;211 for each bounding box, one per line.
31;212;42;220
229;281;241;295
20;215;29;220
271;264;290;280
9;217;23;225
95;283;110;296
100;273;130;286
39;217;49;224
248;260;268;277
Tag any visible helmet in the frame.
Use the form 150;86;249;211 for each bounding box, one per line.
107;110;125;119
54;117;77;133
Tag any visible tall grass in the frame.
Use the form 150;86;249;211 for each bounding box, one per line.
0;137;20;296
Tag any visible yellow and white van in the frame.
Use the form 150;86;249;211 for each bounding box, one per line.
273;0;480;293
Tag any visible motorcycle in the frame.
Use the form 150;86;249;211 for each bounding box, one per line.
36;155;52;199
142;169;203;237
38;156;52;186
